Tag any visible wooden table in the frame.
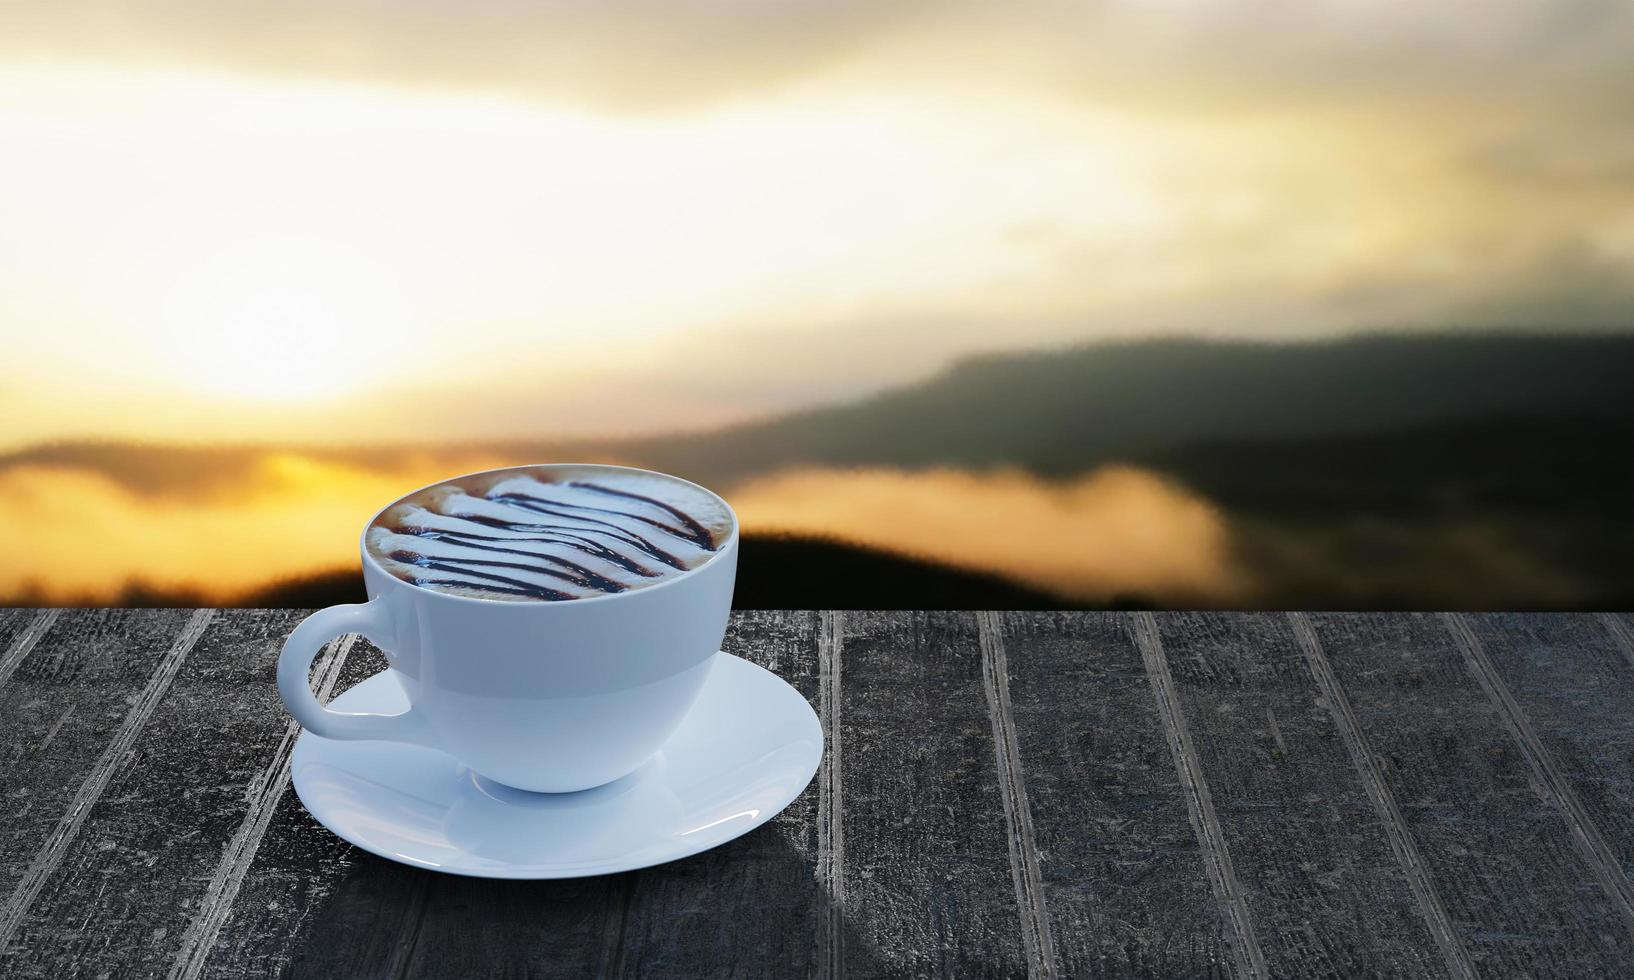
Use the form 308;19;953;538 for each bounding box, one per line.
1;610;1632;979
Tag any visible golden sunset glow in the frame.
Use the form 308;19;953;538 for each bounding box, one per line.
0;456;508;600
2;63;1177;445
732;467;1244;603
2;456;1243;605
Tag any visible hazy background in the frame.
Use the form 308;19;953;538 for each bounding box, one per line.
3;1;1632;609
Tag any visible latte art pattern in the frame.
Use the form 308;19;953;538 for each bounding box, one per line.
366;468;733;601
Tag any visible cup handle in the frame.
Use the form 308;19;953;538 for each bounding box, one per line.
278;598;435;746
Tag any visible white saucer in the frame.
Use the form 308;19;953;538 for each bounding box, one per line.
290;652;822;878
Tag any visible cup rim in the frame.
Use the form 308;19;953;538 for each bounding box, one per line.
358;462;739;607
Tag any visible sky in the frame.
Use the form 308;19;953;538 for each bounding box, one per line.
3;0;1634;450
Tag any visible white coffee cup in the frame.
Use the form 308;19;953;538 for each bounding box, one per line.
277;464;738;793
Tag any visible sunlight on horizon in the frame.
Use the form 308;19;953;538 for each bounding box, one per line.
0;454;1244;605
1;62;1171;445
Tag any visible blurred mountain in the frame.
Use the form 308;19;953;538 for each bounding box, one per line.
1153;416;1634;610
9;333;1631;491
623;333;1634;485
6;332;1633;609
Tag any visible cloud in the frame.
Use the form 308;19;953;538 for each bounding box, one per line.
1293;236;1634;336
0;0;929;112
0;455;1246;605
3;1;1632;114
1470;130;1634;190
570;234;1634;431
1454;239;1634;330
4;1;1633;448
730;465;1247;604
0;455;513;600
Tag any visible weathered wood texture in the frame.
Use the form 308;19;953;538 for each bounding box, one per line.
202;637;438;980
1462;614;1634;884
1;610;1633;980
993;611;1231;979
1306;613;1634;978
0;610;48;675
0;608;202;956
5;610;302;980
1150;612;1454;979
836;611;1026;978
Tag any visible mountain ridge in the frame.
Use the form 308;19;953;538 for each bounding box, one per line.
7;332;1632;492
6;332;1633;609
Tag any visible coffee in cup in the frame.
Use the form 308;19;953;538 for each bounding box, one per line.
365;466;733;602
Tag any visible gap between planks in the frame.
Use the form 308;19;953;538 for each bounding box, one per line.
1445;613;1634;945
1287;613;1478;980
1127;612;1269;980
1599;613;1634;671
0;609;216;957
0;609;62;695
166;633;361;980
976;611;1058;980
815;611;846;980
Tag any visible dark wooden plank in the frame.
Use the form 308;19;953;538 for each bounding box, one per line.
1309;612;1634;977
1289;614;1476;980
388;873;619;980
976;612;1056;980
1128;613;1264;980
1153;612;1455;979
193;637;454;980
0;610;308;979
603;610;827;979
0;609;199;956
169;629;359;980
0;610;213;955
0;608;32;641
836;610;1025;978
1459;614;1634;913
0;609;49;676
0;610;62;695
1601;613;1634;670
995;610;1231;979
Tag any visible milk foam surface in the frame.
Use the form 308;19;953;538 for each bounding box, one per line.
366;466;733;601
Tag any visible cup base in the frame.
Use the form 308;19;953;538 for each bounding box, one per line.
467;754;660;804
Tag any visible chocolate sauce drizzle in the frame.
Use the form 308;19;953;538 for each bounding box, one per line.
402;527;656;580
390;550;579;602
480;498;691;570
377;479;719;601
566;481;716;547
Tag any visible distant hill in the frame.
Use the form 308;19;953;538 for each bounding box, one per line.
6;332;1633;610
1151;415;1634;610
8;333;1632;493
619;333;1634;485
